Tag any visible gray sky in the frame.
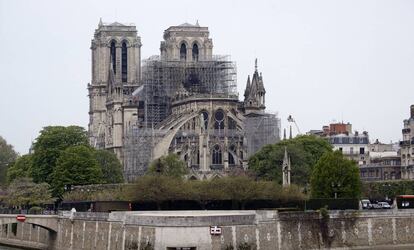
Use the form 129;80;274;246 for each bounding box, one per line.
1;0;413;154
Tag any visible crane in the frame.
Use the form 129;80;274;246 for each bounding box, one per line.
287;115;302;136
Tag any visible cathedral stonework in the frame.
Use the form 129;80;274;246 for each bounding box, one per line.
88;20;280;182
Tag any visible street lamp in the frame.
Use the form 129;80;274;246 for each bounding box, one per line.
331;182;341;199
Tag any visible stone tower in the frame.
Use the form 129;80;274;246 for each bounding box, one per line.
244;59;266;113
88;19;141;159
160;22;213;61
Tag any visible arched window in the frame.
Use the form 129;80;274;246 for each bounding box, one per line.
192;43;199;61
228;153;235;165
214;110;225;130
228;145;235;165
212;145;222;165
180;43;187;61
121;41;127;82
110;41;116;73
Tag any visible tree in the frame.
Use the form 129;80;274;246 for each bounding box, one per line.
249;135;332;185
5;177;54;208
52;145;103;197
0;136;18;186
310;150;361;199
147;153;188;178
127;175;185;209
31;126;88;184
6;154;32;183
94;149;123;183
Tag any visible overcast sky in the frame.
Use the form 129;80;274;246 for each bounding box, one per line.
1;0;413;154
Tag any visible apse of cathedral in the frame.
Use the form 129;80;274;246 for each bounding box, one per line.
88;20;281;182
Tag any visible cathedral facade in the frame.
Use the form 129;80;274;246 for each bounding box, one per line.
88;21;280;181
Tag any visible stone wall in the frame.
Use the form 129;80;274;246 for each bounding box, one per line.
2;210;414;249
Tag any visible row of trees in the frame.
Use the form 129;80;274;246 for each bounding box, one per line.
1;126;124;208
126;175;305;209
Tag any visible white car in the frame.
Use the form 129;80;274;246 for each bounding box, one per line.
377;202;391;209
361;199;372;209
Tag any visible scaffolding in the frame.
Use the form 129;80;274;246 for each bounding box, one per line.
122;126;168;182
140;55;237;127
122;55;281;181
244;113;281;157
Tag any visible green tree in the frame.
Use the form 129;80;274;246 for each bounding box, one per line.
0;136;18;186
31;126;88;184
127;175;185;209
147;153;188;178
5;177;54;208
249;135;332;185
52;145;103;197
94;149;123;183
310;151;361;199
6;154;32;183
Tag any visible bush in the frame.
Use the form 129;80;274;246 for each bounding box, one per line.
126;176;305;210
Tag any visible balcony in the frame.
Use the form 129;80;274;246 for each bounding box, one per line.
402;128;411;134
400;140;411;146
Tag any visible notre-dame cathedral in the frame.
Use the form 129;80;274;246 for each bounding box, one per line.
88;20;280;182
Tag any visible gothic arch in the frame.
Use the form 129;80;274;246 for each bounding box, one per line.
107;38;120;46
120;38;131;47
109;40;117;73
178;39;190;48
121;40;128;82
191;39;203;48
180;42;187;61
211;144;223;165
192;41;201;62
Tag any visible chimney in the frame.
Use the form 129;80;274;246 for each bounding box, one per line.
411;104;414;118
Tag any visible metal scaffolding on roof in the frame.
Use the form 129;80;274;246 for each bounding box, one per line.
139;55;237;127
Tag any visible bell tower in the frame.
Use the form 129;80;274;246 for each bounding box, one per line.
88;19;141;158
160;22;213;61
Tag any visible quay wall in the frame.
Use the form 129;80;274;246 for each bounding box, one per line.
2;210;414;249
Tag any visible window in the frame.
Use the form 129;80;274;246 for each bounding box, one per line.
121;41;127;82
350;147;354;155
180;43;187;61
192;43;199;61
201;111;208;130
229;145;235;165
228;152;235;165
110;41;116;73
360;147;365;155
214;110;225;130
212;145;222;165
339;147;343;152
